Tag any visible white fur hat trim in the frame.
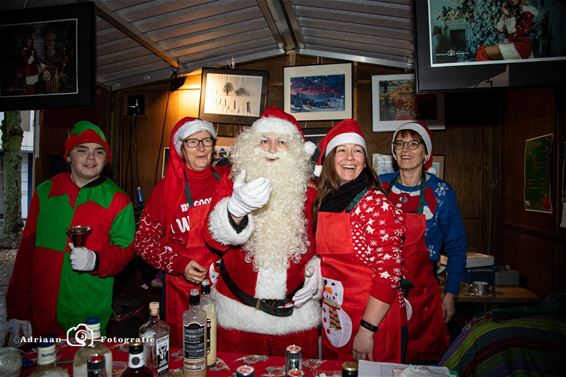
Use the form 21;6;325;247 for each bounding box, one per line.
325;133;366;157
252;117;299;135
174;119;216;154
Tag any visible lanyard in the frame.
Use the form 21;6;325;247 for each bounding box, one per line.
183;169;220;207
345;188;368;213
385;173;427;214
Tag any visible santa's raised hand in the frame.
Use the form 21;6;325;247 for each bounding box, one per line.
227;169;272;218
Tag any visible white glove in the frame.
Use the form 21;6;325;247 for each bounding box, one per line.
7;319;32;347
227;170;272;218
293;256;323;308
69;243;97;271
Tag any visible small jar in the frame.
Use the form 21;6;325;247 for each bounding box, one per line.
342;361;358;377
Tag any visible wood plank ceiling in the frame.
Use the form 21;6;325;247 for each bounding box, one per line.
1;0;415;90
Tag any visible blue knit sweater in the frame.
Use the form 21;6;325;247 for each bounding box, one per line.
380;172;467;294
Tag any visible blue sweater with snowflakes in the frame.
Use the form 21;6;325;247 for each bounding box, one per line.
379;172;467;294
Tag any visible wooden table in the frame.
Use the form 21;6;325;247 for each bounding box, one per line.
455;285;539;304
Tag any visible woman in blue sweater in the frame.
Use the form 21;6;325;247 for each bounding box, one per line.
379;121;467;362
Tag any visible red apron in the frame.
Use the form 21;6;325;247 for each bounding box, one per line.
316;191;405;363
386;177;450;362
166;173;219;348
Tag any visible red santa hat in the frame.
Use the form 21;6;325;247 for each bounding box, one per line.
391;121;433;171
172;117;217;154
314;118;366;177
64;120;112;163
251;106;316;158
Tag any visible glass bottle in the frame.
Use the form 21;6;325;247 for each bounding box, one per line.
72;316;112;377
121;342;153;377
200;279;217;366
182;289;207;376
139;301;170;376
87;355;106;377
29;341;69;377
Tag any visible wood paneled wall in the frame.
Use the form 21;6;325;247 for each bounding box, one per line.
40;55;566;296
499;87;565;297
113;55;497;253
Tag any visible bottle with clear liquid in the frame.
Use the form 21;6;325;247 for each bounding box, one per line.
139;301;170;376
72;316;113;377
121;342;153;377
182;289;207;376
30;341;69;377
200;279;217;366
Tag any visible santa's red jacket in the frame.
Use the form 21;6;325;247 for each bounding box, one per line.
204;174;320;335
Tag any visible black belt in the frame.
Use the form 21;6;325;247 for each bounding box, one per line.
217;259;301;317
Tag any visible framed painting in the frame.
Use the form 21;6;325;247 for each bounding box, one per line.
303;127;329;164
199;68;268;125
431;155;445;179
415;0;566;92
283;63;352;121
0;2;95;110
372;153;396;176
371;74;445;132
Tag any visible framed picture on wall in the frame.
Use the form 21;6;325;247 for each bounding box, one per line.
0;2;95;111
371;74;444;132
283;63;352;121
372;153;396;176
199;68;269;125
431;155;445;180
414;0;566;92
303;127;329;164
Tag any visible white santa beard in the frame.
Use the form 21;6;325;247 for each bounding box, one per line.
232;132;311;272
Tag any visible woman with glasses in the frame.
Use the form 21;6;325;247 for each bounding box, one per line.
379;121;467;363
134;117;229;347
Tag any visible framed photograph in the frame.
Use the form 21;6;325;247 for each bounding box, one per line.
303;128;329;164
372;74;444;132
415;0;566;92
0;2;95;111
372;153;396;176
431;155;445;180
283;63;352;121
199;68;268;125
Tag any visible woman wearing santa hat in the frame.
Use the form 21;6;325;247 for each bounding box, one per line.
134;117;229;347
313;118;406;363
379;121;467;362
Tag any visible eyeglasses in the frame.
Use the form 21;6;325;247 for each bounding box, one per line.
183;137;214;148
392;140;422;150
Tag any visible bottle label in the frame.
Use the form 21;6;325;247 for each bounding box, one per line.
206;318;211;355
155;335;169;373
184;322;205;360
128;351;145;369
38;345;57;365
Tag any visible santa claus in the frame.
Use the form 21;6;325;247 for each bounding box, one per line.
205;106;322;357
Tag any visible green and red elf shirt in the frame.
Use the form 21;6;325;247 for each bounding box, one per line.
7;173;135;336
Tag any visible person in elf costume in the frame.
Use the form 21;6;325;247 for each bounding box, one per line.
6;120;135;339
204;107;322;357
134;117;229;347
379;121;466;362
312;119;406;362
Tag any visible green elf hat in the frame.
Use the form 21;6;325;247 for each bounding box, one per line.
64;120;112;163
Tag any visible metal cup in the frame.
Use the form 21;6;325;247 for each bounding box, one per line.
66;225;92;247
473;280;490;296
